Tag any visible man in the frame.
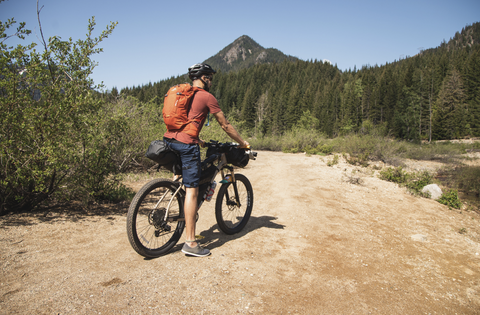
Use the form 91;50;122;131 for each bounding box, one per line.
164;63;250;257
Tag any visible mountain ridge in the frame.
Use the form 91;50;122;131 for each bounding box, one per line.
203;35;298;73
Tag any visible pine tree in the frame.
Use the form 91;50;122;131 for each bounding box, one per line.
464;47;480;136
433;69;468;139
240;82;258;132
285;83;301;129
394;86;421;140
256;90;271;135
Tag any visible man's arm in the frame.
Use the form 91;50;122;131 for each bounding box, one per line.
212;111;249;148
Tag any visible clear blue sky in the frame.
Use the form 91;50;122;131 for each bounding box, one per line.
2;0;479;91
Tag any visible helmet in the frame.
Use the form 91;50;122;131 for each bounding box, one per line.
188;63;216;81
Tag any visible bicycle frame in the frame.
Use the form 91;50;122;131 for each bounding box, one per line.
161;151;236;222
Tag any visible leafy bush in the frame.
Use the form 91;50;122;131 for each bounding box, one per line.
0;14;122;213
379;167;408;184
435;165;479;211
280;128;326;153
249;135;283;151
379;167;433;196
333;134;402;166
438;189;462;209
339;134;376;157
316;143;334;155
105;95;167;171
303;143;334;155
343;152;370;167
405;171;434;196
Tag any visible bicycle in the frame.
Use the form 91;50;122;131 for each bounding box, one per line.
126;140;257;258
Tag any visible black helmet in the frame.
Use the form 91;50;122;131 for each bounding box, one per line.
188;63;216;80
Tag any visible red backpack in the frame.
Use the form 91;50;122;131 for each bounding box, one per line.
162;83;202;138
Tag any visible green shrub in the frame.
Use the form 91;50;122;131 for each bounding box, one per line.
405;171;434;196
344;152;370;167
316;143;334;155
279;128;325;153
435;165;480;210
438;189;462;209
334;134;399;166
0;15;120;213
251;135;283;151
379;167;408;184
379;167;433;196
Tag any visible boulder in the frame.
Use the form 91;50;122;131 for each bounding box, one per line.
422;184;443;200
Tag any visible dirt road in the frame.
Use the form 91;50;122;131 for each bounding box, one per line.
1;151;480;314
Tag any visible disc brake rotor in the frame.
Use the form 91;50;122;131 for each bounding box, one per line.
227;197;238;210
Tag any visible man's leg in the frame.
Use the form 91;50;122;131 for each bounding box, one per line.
184;187;199;247
165;140;210;257
182;186;210;256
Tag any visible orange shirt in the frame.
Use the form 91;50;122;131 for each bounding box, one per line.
164;89;221;144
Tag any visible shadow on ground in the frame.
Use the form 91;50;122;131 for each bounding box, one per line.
143;215;285;260
200;215;285;251
0;201;130;227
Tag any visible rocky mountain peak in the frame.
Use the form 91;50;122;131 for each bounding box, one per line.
203;35;297;73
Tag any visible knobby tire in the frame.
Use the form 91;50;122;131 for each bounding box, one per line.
126;179;185;258
215;174;253;234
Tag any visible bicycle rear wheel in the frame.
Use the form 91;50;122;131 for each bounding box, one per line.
215;174;253;234
126;179;185;257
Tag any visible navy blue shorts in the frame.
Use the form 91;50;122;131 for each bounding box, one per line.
163;138;201;188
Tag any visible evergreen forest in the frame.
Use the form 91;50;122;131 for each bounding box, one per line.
118;23;480;142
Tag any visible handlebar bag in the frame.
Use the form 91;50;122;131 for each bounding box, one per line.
226;147;249;168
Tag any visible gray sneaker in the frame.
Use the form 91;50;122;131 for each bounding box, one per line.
181;243;211;257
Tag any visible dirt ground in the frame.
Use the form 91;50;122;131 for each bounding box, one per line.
1;151;480;314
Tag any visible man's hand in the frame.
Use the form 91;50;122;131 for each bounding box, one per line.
239;141;250;149
199;139;206;148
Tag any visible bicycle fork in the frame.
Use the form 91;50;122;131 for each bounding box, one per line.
221;167;242;207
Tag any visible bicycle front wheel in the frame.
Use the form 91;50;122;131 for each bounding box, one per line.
126;179;185;258
215;173;253;234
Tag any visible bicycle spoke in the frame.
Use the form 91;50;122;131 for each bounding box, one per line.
127;179;185;257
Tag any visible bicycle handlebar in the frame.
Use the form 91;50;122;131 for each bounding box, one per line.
204;140;236;148
204;140;257;160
